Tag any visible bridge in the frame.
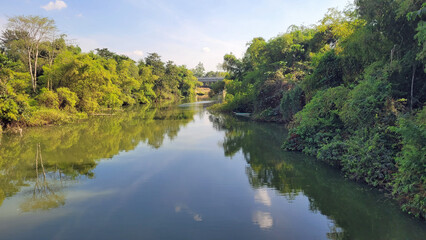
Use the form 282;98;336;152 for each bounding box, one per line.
197;77;224;87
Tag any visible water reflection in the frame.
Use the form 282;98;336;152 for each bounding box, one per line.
210;114;426;239
252;211;273;229
175;204;203;222
0;104;197;210
254;189;271;207
0;103;424;240
20;144;65;212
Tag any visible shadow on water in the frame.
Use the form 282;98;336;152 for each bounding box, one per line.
0;103;197;210
209;113;426;240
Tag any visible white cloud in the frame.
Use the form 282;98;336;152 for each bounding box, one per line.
76;13;83;18
42;0;67;11
202;47;211;53
132;50;144;57
122;50;144;60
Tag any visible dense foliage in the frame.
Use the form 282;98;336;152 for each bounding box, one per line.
214;1;425;218
0;16;200;130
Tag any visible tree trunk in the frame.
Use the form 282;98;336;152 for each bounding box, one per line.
28;47;35;92
33;46;39;93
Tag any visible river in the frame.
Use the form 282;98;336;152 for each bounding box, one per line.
0;101;424;239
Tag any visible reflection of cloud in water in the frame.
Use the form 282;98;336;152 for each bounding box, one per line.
255;188;271;207
67;189;116;202
193;214;202;222
175;204;203;222
252;211;273;229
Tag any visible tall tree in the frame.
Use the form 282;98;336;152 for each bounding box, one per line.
145;52;165;76
3;16;57;92
192;62;205;77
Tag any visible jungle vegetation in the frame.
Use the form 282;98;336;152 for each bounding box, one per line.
0;16;200;130
213;0;425;218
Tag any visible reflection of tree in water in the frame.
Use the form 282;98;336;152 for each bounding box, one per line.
209;114;426;240
0;104;196;210
326;225;344;240
20;144;65;212
210;114;299;199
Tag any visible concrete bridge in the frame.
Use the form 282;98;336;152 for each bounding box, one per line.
197;77;224;87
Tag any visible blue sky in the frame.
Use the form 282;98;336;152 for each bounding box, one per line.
0;0;350;71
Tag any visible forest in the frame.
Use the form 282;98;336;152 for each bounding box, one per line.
0;16;200;130
212;0;425;218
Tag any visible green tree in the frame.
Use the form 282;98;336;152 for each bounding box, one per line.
3;16;57;92
192;62;205;77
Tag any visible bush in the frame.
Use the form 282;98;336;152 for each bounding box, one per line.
317;138;347;167
280;85;305;123
103;93;123;110
0;98;19;124
57;87;78;111
27;108;71;126
283;86;349;155
134;91;151;104
26;108;87;126
392;108;426;218
340;77;392;129
37;88;59;109
341;127;398;188
302;50;343;100
255;78;283;114
211;80;225;95
78;97;100;113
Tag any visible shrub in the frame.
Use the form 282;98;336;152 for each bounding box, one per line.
0;98;19;124
283;86;349;155
340;77;392;129
317;138;348;167
210;80;225;96
302;50;343;100
280;85;305;123
26;108;88;126
392;108;426;218
256;78;281;103
37;88;59;109
78;97;100;113
57;87;78;111
341;127;398;188
27;108;71;126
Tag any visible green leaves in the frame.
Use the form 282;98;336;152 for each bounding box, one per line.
392;108;426;218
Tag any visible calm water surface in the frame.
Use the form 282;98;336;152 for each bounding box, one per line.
0;102;425;240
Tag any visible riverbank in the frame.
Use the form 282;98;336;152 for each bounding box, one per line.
0;98;187;134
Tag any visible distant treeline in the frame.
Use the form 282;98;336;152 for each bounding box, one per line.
212;1;425;218
0;16;201;130
191;62;227;78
